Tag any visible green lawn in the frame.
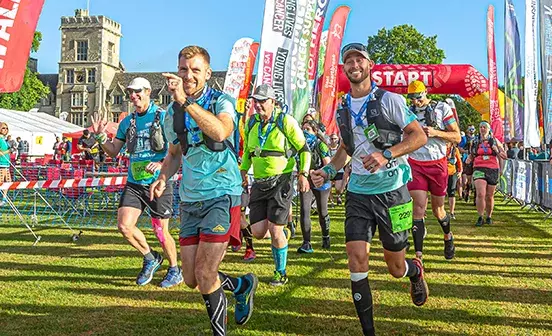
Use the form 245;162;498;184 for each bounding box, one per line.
0;196;551;336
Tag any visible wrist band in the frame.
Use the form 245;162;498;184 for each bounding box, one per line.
321;163;337;181
95;132;108;145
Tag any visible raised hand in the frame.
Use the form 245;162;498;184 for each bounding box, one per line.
90;113;108;134
162;73;187;105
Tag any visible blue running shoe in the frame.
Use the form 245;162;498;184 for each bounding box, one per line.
136;252;163;286
234;273;258;325
159;266;183;288
297;241;313;254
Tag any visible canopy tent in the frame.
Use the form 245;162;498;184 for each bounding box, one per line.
0;109;83;156
62;121;119;154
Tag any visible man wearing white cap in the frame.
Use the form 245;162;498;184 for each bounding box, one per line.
91;77;182;288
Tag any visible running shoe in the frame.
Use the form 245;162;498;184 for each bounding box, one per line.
322;236;331;249
234;273;258;325
159;267;183;288
409;257;429;306
243;248;256;262
450;213;456;220
231;242;242;252
297;241;313;254
475;216;484;227
269;271;288;286
336;197;343;205
444;235;455;260
485;217;493;225
136;252;163;286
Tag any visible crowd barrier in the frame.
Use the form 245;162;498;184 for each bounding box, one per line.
498;159;552;215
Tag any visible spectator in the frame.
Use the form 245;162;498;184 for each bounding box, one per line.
53;136;64;161
63;138;72;162
77;129;99;162
516;142;525;160
6;135;17;156
506;142;519;159
0;122;11;206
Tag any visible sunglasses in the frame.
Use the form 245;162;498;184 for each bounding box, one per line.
410;95;424;101
468;128;475;131
341;42;367;55
126;88;143;94
1;127;7;130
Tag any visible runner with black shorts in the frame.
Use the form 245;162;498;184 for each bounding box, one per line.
446;143;462;219
466;121;507;226
91;77;181;288
311;43;429;336
240;84;311;287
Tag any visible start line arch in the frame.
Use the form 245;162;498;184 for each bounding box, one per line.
321;64;504;133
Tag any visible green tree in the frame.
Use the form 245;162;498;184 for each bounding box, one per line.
367;25;445;64
0;31;49;111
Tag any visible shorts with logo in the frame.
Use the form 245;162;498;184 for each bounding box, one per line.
0;167;11;182
344;185;411;252
473;167;499;186
407;158;448;197
119;182;173;219
249;173;293;225
447;174;459;197
178;194;241;246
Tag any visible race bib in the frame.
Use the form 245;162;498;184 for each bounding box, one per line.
388;200;413;233
90;147;99;154
473;170;485;180
364;124;379;142
131;161;154;181
483;155;489;160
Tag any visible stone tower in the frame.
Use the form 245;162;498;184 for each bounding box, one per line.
56;9;123;126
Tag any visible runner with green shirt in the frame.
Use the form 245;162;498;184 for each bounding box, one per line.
91;77;181;288
311;43;429;336
241;84;311;286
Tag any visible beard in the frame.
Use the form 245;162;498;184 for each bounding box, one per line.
346;69;371;84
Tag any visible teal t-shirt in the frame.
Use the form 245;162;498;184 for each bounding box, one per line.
0;136;9;167
164;88;242;203
116;102;168;185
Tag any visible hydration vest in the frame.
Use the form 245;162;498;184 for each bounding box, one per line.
411;100;440;128
471;135;497;156
245;110;308;159
126;106;165;154
172;88;240;157
336;89;402;156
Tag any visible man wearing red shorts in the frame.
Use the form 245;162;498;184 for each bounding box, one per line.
406;81;461;260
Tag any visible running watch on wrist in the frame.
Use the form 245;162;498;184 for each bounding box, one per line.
382;149;393;160
182;97;195;108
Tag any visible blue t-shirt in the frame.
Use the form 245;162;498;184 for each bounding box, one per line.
164;88;242;203
116;102;168;185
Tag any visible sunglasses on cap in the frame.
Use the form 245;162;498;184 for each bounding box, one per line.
126;88;143;94
341;42;367;55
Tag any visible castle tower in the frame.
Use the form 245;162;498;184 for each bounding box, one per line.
56;9;123;126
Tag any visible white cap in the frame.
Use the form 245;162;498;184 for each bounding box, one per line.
127;77;151;90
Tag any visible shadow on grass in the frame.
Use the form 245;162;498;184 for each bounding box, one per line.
0;303;478;336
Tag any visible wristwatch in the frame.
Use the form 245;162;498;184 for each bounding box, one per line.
382;149;393;160
299;171;309;178
182;96;195;109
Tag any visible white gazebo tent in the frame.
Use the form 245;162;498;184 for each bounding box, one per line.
0;108;84;156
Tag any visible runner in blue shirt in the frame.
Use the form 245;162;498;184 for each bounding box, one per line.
90;77;182;288
150;46;257;336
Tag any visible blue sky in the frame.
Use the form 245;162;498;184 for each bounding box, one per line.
34;0;529;83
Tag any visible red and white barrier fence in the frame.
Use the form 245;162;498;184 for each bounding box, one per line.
0;175;182;190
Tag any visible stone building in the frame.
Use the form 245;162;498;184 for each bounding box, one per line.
38;9;225;126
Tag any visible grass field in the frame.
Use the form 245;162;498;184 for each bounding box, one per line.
0;195;551;336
